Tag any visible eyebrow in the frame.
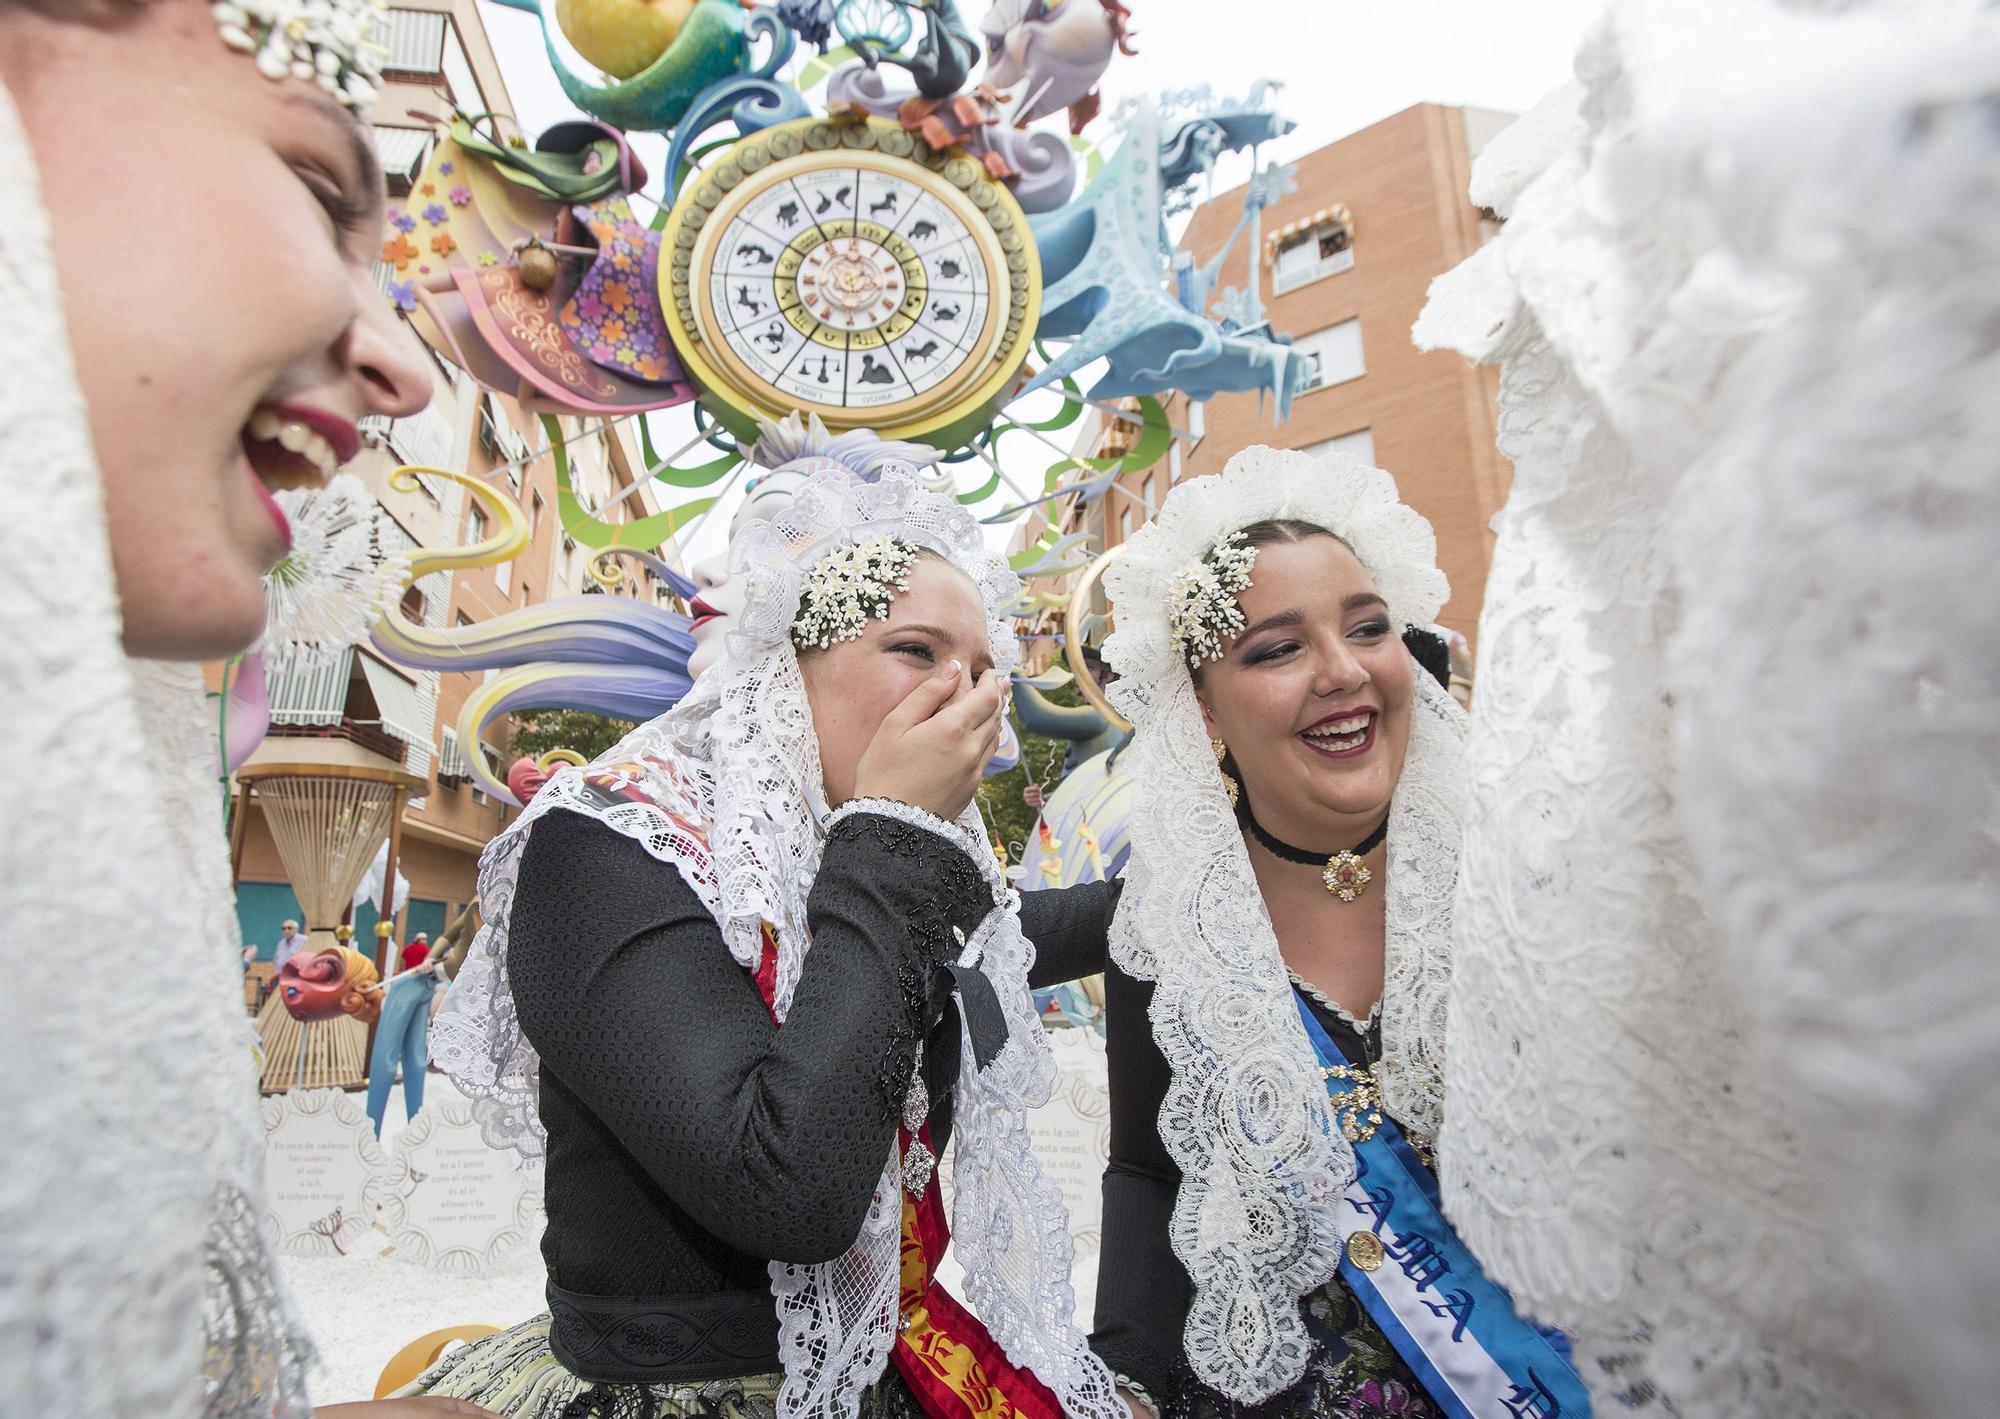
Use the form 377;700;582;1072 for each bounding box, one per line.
285;92;386;209
1235;593;1387;643
888;622;995;670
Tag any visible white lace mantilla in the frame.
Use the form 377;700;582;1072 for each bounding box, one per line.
434;468;1120;1419
1414;2;2000;1413
0;79;311;1418
1100;447;1465;1403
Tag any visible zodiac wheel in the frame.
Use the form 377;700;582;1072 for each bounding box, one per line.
660;116;1041;449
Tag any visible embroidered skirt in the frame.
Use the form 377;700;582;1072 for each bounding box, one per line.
397;1313;925;1419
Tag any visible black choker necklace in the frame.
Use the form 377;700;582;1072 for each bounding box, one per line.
1237;797;1389;902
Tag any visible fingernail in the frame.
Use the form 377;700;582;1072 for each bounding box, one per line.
945;658;962;679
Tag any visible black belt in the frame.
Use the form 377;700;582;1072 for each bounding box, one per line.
547;1280;781;1384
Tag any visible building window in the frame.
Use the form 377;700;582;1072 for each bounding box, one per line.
1119;504;1133;544
1188;400;1205;445
399;585;426;622
1294;319;1365;392
530;493;545;538
1272;213;1355;294
464;502;488;545
1304;428;1376;465
1168;441;1184;483
494;553;511;598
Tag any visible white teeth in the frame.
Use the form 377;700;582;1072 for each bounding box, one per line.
244;410;341;482
1304;714;1371;739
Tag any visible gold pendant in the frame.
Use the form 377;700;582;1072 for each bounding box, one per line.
1345;1230;1385;1272
1321;850;1373;902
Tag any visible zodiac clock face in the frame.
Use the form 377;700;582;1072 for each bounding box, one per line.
661;119;1040;448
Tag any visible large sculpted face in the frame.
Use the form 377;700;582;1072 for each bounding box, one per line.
0;6;432;659
276;947;381;1023
1196;534;1415;841
686;469;817;678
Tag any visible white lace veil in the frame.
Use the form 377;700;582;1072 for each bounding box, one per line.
1413;2;2000;1413
0;80;312;1417
433;466;1123;1419
1100;447;1464;1404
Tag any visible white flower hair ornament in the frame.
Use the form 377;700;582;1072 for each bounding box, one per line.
212;0;390;111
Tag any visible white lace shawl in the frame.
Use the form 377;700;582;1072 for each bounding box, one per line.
0;81;312;1417
1099;448;1465;1404
1413;2;2000;1413
433;468;1123;1419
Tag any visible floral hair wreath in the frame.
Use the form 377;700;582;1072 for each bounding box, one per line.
1169;530;1259;666
791;535;920;650
1104;446;1450;695
213;0;390;111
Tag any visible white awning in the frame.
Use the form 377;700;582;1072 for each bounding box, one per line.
357;653;428;746
1265;205;1354;258
372;126;432;186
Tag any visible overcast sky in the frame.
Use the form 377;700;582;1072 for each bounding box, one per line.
474;0;1603;564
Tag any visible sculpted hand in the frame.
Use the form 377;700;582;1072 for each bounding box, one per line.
852;659;1006;823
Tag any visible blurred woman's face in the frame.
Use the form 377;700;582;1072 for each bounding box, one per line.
2;4;433;659
1198;535;1414;840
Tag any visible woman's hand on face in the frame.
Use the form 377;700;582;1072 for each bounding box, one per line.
852;659;1006;822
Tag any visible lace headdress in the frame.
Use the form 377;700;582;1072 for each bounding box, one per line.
434;465;1122;1419
1101;446;1464;1404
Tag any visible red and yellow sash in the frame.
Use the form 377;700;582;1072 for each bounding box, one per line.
744;923;1066;1419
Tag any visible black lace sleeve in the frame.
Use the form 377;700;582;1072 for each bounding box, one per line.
1089;962;1192;1400
1020;879;1120;989
508;808;992;1265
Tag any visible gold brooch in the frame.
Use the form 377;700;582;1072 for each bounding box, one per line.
1320;850;1373;902
1320;1062;1384;1143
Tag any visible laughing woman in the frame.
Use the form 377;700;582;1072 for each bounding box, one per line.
1089;450;1589;1419
409;467;1122;1419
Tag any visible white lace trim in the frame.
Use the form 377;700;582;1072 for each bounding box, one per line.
1415;4;2000;1412
0;78;309;1418
1285;971;1380;1037
434;467;1117;1419
1100;447;1465;1404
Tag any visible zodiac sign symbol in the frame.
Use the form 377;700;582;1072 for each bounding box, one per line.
856;353;896;385
905;338;941;362
736;242;774;265
796;353;834;385
932;301;960;322
868;191;899;216
937;258;963;280
735;284;766;317
775;200;800;227
757;321;786;352
909;219;939;241
816;185;852;214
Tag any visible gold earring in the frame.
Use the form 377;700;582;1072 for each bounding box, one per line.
1211;738;1238;808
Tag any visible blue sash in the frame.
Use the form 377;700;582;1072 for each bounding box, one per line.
1294;994;1592;1419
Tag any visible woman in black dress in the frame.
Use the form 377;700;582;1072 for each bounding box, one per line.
1084;448;1585;1419
406;466;1122;1419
